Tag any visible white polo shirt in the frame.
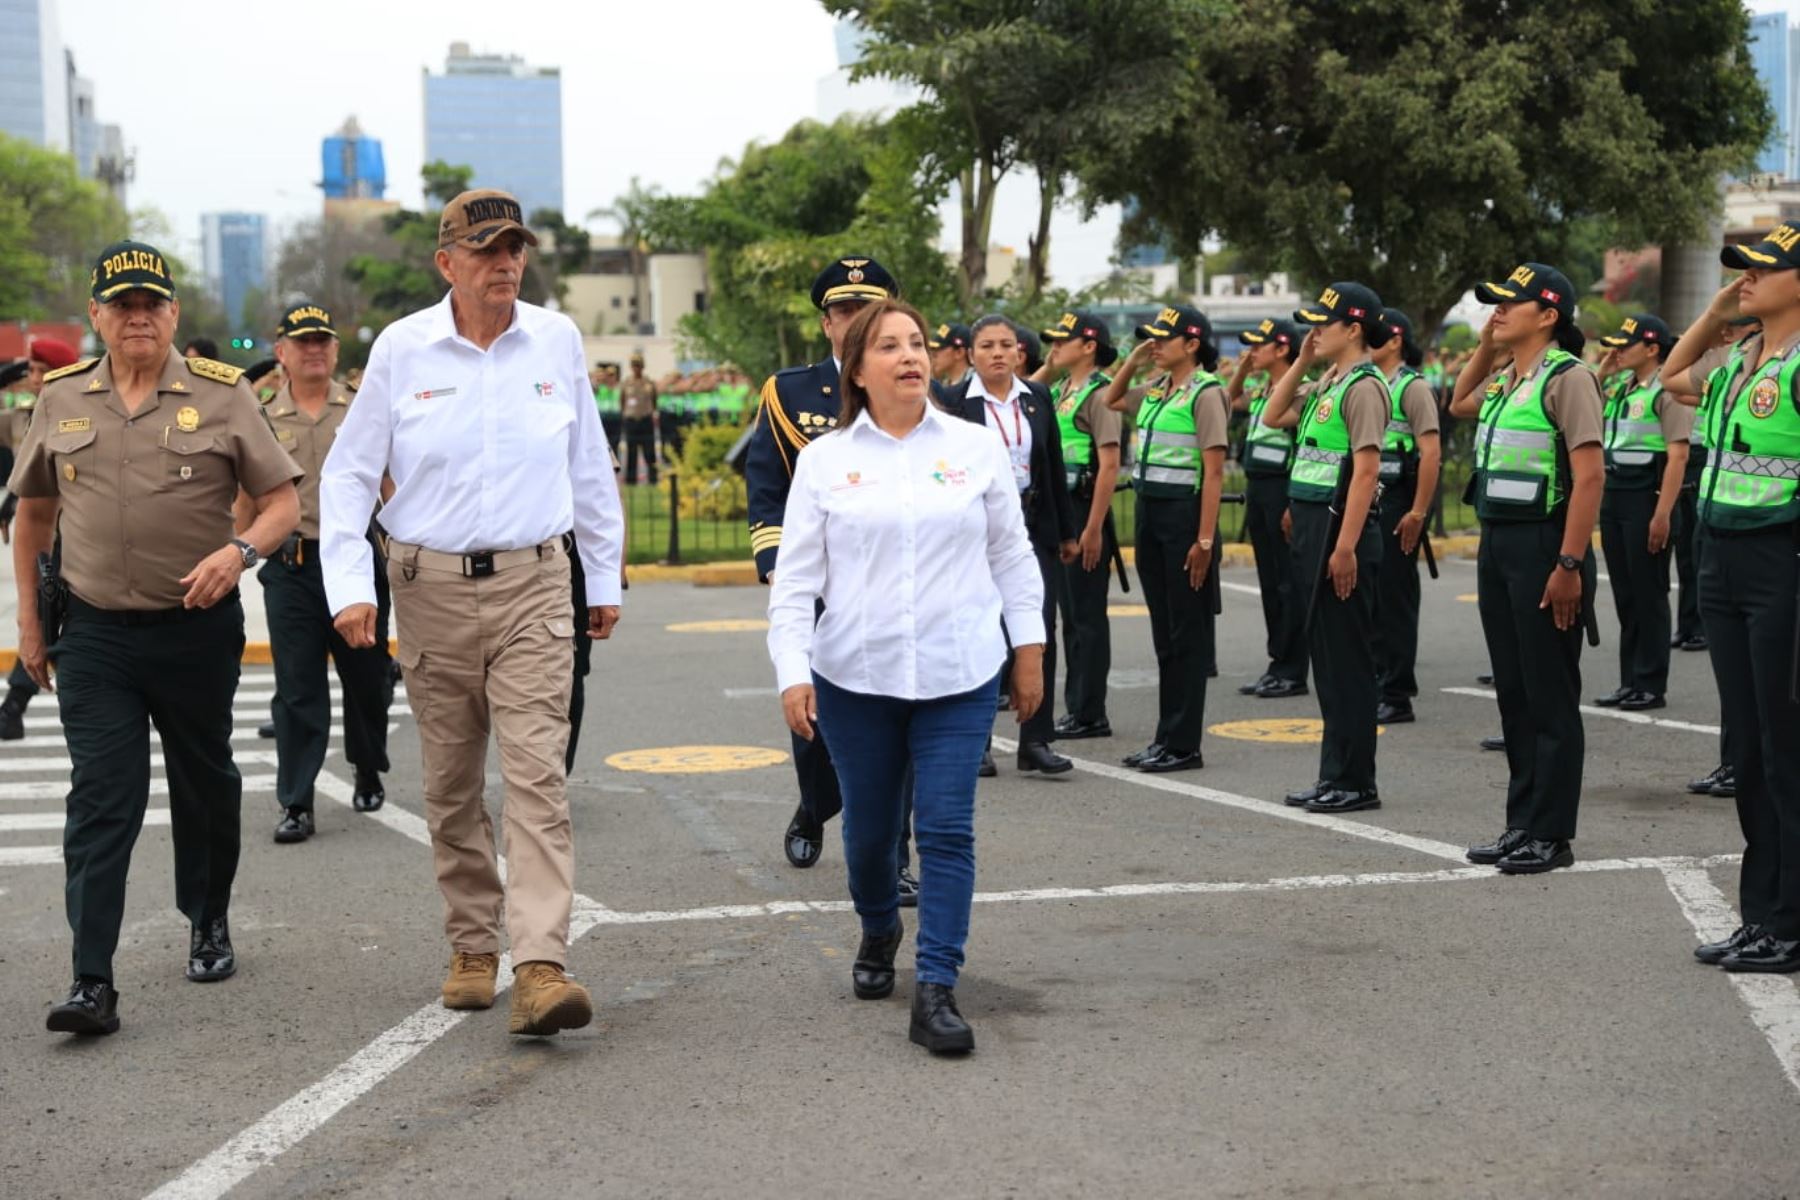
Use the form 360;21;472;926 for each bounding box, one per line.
767;402;1044;699
319;291;625;613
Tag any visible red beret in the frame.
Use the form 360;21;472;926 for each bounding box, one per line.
29;339;79;370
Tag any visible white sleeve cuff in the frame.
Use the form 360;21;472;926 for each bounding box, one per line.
774;652;814;694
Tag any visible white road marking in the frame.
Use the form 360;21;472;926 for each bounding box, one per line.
1221;580;1261;596
1441;686;1721;737
0;808;170;832
1659;865;1800;1096
0;846;60;866
991;735;1471;864
0;773;276;803
721;686;777;699
15;705;361;732
0;750;279;774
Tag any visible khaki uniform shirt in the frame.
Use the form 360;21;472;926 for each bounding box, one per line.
8;347;302;610
1394;374;1441;438
620;376;658;419
1476;349;1604;449
264;380;354;538
1;396;35;453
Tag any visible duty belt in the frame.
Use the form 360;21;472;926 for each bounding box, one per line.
388;537;564;580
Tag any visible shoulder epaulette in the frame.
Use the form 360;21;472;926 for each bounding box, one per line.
186;356;245;385
43;358;98;383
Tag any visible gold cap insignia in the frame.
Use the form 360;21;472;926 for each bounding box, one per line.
847;267;865;284
176;406;200;433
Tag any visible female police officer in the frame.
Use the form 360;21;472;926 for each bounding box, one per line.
1102;305;1227;774
1258;284;1391;813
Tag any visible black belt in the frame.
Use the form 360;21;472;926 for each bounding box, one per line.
69;589;239;626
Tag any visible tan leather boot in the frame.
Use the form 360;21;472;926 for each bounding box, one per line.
508;961;593;1035
441;950;499;1010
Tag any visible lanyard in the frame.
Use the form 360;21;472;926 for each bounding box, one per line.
986;397;1024;449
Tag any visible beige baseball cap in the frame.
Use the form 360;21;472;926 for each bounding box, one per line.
438;188;540;249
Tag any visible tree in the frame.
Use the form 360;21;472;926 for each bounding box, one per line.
0;133;129;321
1072;0;1772;334
589;178;666;336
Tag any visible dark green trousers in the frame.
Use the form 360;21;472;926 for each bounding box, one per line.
1056;507;1115;724
1699;525;1800;937
1372;478;1423;704
1245;473;1308;684
1476;520;1588;840
1673;454;1703;641
261;545;392;812
1290;499;1381;791
1599;484;1673;696
55;594;246;982
1136;493;1213;754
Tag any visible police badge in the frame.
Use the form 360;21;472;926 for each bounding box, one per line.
1750;377;1780;419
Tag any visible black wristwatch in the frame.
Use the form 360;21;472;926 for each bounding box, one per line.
1556;553;1581;572
231;538;259;569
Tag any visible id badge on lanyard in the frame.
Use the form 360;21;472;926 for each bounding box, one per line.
988;399;1030;491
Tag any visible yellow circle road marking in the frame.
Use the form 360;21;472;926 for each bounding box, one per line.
1107;605;1150;617
1209;718;1389;745
665;618;770;633
1456;593;1479;603
606;745;790;774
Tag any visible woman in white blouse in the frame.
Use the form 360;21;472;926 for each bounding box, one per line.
767;299;1046;1056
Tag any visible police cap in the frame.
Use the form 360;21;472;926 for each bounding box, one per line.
1135;304;1211;344
1599;313;1672;349
1474;262;1575;318
277;301;337;339
810;256;898;310
1722;223;1800;270
929;321;972;351
91;240;177;303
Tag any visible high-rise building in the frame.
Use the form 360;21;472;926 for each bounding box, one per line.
423;42;563;219
322;115;386;200
1749;11;1793;179
0;0;70;150
201;213;269;335
65;53;128;206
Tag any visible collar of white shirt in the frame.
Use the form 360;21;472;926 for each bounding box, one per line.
969;374;1029;406
424;290;524;349
848;400;946;443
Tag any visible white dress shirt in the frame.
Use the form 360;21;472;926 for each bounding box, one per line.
969;373;1033;492
767;402;1045;699
319;292;625;613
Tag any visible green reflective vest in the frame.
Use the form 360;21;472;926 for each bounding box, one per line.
1601;371;1667;489
1288;363;1383;503
1242;371;1294;477
1381;366;1421;480
1697;343;1800;531
1054;371;1112;491
1134;371;1222;500
595;385;620;413
1473;349;1579;522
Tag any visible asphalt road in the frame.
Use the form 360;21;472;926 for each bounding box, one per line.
0;556;1794;1200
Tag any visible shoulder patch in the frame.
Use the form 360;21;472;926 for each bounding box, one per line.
43;358;98;383
185;357;245;385
16;394;35;410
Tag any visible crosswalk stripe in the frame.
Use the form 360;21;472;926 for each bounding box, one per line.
0;846;60;867
0;773;277;802
0;808;172;832
0;750;280;774
17;706;360;732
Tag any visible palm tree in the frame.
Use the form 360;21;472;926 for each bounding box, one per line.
588;177;663;336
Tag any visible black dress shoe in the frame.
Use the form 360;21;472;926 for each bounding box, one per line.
1495;838;1574;875
46;979;119;1036
352;768;385;812
1138;748;1204;773
1593;686;1632;707
273;807;314;844
897;867;919;908
1121;743;1164;768
187;917;236;982
1017;742;1074;774
1679;634;1708;652
784;804;823;869
909;982;974;1055
1466;827;1530;865
1696;923;1763;965
1306;788;1380;813
258;720;277;739
1618;691;1666;711
1476;673;1494;685
853;921;903;1000
0;700;23;741
1721;934;1800;973
978;750;998;778
1238;674;1273;696
1375;702;1415;725
1052;715;1112;740
1712;770;1737;798
1479;736;1506;752
1255;678;1309;699
1688;764;1731;795
1284;781;1331;808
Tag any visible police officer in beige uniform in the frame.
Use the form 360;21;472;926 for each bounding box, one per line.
252;302;393;845
10;241;302;1035
321;190;625;1038
619;352;659;484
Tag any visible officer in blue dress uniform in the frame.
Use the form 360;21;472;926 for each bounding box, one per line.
746;256;916;902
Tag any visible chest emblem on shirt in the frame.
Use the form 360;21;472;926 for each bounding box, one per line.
1313;399;1334;424
1628;399;1647;420
534;381;555;397
930;459;969;487
831;470;877;492
413;387;456;401
1750;377;1781;419
176;406;201;433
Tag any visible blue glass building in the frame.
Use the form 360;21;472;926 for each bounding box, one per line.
423;43;564;220
1749;11;1793;178
202;213;268;336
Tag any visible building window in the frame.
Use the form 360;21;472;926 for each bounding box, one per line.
610;296;621;308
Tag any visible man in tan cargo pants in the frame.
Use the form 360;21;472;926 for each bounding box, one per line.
319;189;625;1037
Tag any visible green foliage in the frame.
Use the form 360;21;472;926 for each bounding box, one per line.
1074;0;1772;334
0;133;129;321
675;421;751;520
642;115;956;379
1439;323;1478;355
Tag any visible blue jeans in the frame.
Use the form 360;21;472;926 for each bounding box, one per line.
813;672;998;987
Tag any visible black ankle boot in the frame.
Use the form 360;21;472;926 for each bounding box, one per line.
909;983;974;1054
852;921;903;1000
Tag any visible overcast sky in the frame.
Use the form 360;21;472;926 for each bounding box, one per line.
59;0;1124;293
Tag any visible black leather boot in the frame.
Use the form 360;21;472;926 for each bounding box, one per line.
853;921;903;1000
187;916;236;982
909;983;974;1054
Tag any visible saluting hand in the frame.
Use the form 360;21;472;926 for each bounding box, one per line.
179;545;245;609
334;602;379;649
781;683;818;742
1706;276;1747;321
588;605;620;640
